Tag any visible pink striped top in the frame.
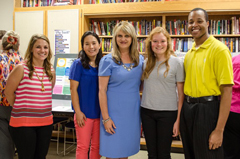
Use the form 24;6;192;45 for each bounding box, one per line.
9;64;53;127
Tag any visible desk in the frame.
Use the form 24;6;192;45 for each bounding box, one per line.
52;99;74;138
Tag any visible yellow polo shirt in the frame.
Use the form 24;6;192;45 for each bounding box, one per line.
184;36;234;97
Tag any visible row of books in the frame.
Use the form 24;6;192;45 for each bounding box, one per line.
22;0;53;7
101;38;112;52
166;20;189;35
172;38;193;53
90;20;162;36
208;17;240;35
20;0;176;6
89;0;161;4
172;37;240;53
101;38;146;53
101;37;240;54
137;38;146;53
128;0;161;2
166;17;240;35
21;0;79;7
216;37;240;53
91;18;240;36
175;39;240;60
101;37;190;53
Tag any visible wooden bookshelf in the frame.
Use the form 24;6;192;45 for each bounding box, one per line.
14;1;240;34
12;0;240;65
80;1;240;54
15;0;240;11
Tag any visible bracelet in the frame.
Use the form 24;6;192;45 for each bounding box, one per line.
102;117;111;124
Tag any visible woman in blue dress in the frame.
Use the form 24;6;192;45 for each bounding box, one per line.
98;21;144;159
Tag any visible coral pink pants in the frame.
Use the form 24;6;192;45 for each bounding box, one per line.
74;114;101;159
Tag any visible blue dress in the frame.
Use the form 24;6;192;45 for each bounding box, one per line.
98;53;144;158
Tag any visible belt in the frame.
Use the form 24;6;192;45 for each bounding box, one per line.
185;95;220;103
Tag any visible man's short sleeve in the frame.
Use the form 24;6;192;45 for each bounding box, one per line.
214;49;234;86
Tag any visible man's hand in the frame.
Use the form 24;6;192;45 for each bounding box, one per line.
209;129;223;150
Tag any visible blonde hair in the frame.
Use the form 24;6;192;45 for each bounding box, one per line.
142;27;176;79
112;21;139;67
24;34;53;81
2;30;20;51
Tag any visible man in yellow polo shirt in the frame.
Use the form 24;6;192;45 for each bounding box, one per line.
180;8;234;159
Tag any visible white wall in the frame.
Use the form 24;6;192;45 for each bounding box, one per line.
0;0;14;30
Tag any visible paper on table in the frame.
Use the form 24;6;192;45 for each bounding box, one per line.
52;106;72;112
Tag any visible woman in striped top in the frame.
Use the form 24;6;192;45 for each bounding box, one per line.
5;34;56;159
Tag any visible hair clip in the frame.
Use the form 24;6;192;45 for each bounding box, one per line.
7;36;18;45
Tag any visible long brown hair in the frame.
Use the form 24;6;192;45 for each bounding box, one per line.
24;34;53;81
142;27;175;79
112;21;139;67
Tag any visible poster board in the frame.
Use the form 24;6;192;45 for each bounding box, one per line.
54;30;71;54
52;53;78;100
48;9;79;55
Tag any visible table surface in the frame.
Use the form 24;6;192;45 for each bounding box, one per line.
52;99;73;113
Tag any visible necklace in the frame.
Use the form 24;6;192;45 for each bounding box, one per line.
122;63;133;71
89;61;96;68
34;68;45;92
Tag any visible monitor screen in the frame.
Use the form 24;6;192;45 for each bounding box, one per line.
52;53;78;100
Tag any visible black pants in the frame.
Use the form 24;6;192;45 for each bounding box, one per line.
141;107;177;159
180;100;224;159
0;106;14;159
9;124;53;159
223;111;240;159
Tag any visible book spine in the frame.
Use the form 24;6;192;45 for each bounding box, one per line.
174;19;177;35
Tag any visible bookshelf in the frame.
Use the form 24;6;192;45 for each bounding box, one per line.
16;0;80;7
13;0;240;147
82;5;240;56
